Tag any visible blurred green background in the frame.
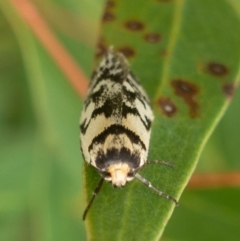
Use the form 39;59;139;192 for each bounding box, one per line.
0;0;239;241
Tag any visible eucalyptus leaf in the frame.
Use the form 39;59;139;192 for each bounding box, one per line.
84;1;240;240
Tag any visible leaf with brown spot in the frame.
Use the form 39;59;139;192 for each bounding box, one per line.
144;33;161;43
222;82;236;99
102;11;115;22
124;20;145;31
158;97;177;117
171;79;200;118
117;46;135;58
1;0;240;241
206;62;229;77
83;1;240;241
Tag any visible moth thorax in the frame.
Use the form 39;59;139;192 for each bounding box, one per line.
105;163;133;187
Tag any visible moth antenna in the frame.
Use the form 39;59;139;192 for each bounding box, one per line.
83;177;104;220
147;160;175;168
135;173;179;206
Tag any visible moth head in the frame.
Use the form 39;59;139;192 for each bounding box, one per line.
102;163;135;187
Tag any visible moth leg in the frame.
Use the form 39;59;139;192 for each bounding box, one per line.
135;173;179;206
146;160;175;168
83;177;104;220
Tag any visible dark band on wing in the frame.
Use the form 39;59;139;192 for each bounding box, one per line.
80;90;122;135
126;74;150;104
95;147;141;170
80;99;151;135
80;119;88;135
88;124;146;152
80;99;119;135
80;89;151;135
122;104;152;130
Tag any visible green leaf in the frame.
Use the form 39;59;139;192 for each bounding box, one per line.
162;84;240;241
1;0;240;240
84;1;240;240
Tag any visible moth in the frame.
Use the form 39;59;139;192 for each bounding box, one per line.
80;47;178;220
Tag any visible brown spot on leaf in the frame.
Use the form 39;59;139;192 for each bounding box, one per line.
118;46;135;58
102;11;115;22
106;0;116;8
144;33;161;43
171;79;200;118
95;40;107;58
158;98;177;117
207;62;228;77
223;82;236;100
161;50;168;57
124;20;145;31
102;0;116;22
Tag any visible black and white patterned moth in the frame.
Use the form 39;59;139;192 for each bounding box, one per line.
80;47;178;220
